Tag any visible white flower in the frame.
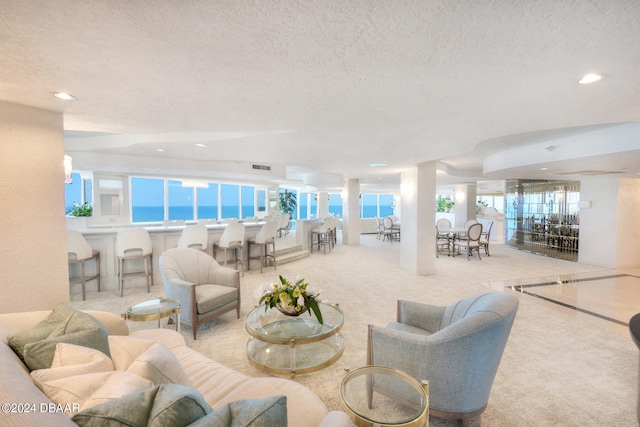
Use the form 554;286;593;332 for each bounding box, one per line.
307;286;320;298
297;295;305;307
255;282;273;300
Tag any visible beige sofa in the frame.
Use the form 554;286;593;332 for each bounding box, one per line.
0;310;352;427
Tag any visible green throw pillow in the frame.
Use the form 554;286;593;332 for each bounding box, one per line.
72;384;211;427
189;395;287;427
7;303;110;371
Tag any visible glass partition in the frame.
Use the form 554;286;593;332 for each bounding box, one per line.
505;179;580;261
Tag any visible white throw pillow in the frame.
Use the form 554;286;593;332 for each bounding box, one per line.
108;335;192;387
31;343;114;390
40;371;153;415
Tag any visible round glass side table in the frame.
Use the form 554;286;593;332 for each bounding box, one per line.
340;366;429;427
123;297;180;331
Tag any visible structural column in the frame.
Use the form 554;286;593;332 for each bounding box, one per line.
317;192;329;218
342;179;361;246
453;184;477;227
400;161;437;274
0;100;69;311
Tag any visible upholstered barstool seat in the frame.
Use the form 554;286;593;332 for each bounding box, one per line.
213;222;245;275
67;230;100;301
311;220;332;254
115;228;153;297
248;220;279;273
178;224;209;253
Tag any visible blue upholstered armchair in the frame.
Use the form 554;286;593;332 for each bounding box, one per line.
367;293;519;427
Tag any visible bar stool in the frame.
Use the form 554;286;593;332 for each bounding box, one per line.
178;224;209;253
311;220;332;254
115;228;153;297
213;222;245;275
67;230;100;301
248;221;279;273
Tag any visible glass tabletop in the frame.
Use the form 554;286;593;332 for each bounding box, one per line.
127;298;180;318
340;366;428;426
245;302;344;345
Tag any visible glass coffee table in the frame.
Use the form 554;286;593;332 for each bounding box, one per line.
340;366;429;427
245;302;344;378
123;298;181;331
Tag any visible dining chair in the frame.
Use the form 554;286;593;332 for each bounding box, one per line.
454;222;483;260
479;221;494;256
382;216;400;242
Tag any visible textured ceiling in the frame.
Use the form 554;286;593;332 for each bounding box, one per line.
1;0;639;191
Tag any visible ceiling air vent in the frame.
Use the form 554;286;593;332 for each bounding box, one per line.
252;164;271;171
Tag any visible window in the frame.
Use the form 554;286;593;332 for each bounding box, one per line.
360;193;395;218
221;184;239;219
328;193;342;217
299;193;309;219
197;184;219;220
257;190;266;213
310;193;317;218
168;180;194;221
361;194;377;218
64;172;83;214
379;194;394;217
131;177;164;222
241;186;255;218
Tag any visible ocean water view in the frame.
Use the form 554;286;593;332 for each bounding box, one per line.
111;203;390;223
132;206;253;223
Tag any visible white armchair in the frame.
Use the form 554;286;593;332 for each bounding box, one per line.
159;248;240;340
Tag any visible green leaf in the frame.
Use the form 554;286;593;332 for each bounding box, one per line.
306;298;323;325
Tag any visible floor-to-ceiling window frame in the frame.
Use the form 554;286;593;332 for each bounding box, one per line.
360;193;396;218
126;176;260;223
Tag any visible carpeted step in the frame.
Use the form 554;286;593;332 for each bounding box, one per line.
275;249;310;265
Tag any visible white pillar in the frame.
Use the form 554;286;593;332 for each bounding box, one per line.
0;101;69;312
400;162;437;274
342;179;361;246
454;184;477;227
317;192;329;218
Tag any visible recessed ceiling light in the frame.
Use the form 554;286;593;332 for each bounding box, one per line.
578;73;603;84
194;143;207;148
369;163;387;167
540;167;549;171
156;148;165;152
52;92;78;101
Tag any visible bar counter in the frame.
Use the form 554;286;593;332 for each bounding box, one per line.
68;222;265;296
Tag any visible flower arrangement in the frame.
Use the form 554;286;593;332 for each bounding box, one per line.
256;275;323;324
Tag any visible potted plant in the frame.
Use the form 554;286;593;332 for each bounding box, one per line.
444;199;455;213
278;190;297;217
67;201;93;217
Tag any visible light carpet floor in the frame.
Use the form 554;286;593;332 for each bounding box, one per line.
70;234;639;426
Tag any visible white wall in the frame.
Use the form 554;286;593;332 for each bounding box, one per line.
579;177;640;269
0;101;69;313
616;178;640;268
